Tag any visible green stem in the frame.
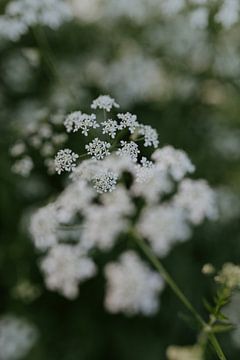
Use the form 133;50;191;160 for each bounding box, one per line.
133;232;227;360
32;26;78;102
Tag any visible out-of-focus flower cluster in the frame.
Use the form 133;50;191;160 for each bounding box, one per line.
215;263;240;290
70;0;240;29
10;109;67;176
0;315;38;360
0;0;72;41
166;344;203;360
29;96;218;316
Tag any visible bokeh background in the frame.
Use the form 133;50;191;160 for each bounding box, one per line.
0;0;240;359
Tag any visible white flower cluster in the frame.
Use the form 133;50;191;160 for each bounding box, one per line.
173;179;218;224
0;0;72;41
56;95;159;177
105;251;164;315
30;96;218;315
10;110;67;176
40;244;96;299
152;146;195;181
91;95;119;112
11;156;33;177
85;138;111;160
0;315;38;360
138;205;191;257
215;263;240;290
64;111;99;135
99;48;166;106
117;141;140;163
55;148;79;174
175;0;237;29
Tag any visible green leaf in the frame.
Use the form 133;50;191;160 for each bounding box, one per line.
212;324;235;334
203;298;214;313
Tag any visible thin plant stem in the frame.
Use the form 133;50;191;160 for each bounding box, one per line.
133;231;227;360
32;26;78;102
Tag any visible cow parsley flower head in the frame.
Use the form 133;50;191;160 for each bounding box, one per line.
117;141;140;162
138;205;191;256
101;119;119;138
102;185;135;215
0;315;38;360
55;148;79;174
92;170;118;193
132;159;173;203
64;111;99;135
152;146;195;181
105;251;164;315
215;263;240;290
138;125;159;148
54;180;94;223
91;95;119;112
85;138;111;160
135;157;154;183
81;205;128;251
173;178;218;224
40;244;97;299
52;96;159;180
30;204;58;250
117;112;139;134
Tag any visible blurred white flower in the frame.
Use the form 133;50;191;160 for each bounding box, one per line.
81;205;129;251
166;344;203;360
215;0;240;28
152;146;195;181
91;95;119;112
0;315;38;360
0;0;72;41
41;244;96;299
217;187;240;222
138;205;191;256
173;179;218;224
105;251;164;315
9;142;26;157
12;156;33;177
30;204;58;250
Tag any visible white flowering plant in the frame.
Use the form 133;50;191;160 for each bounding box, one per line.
2;0;240;358
25;95;238;359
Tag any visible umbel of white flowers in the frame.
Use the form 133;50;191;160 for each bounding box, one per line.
30;95;218;316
